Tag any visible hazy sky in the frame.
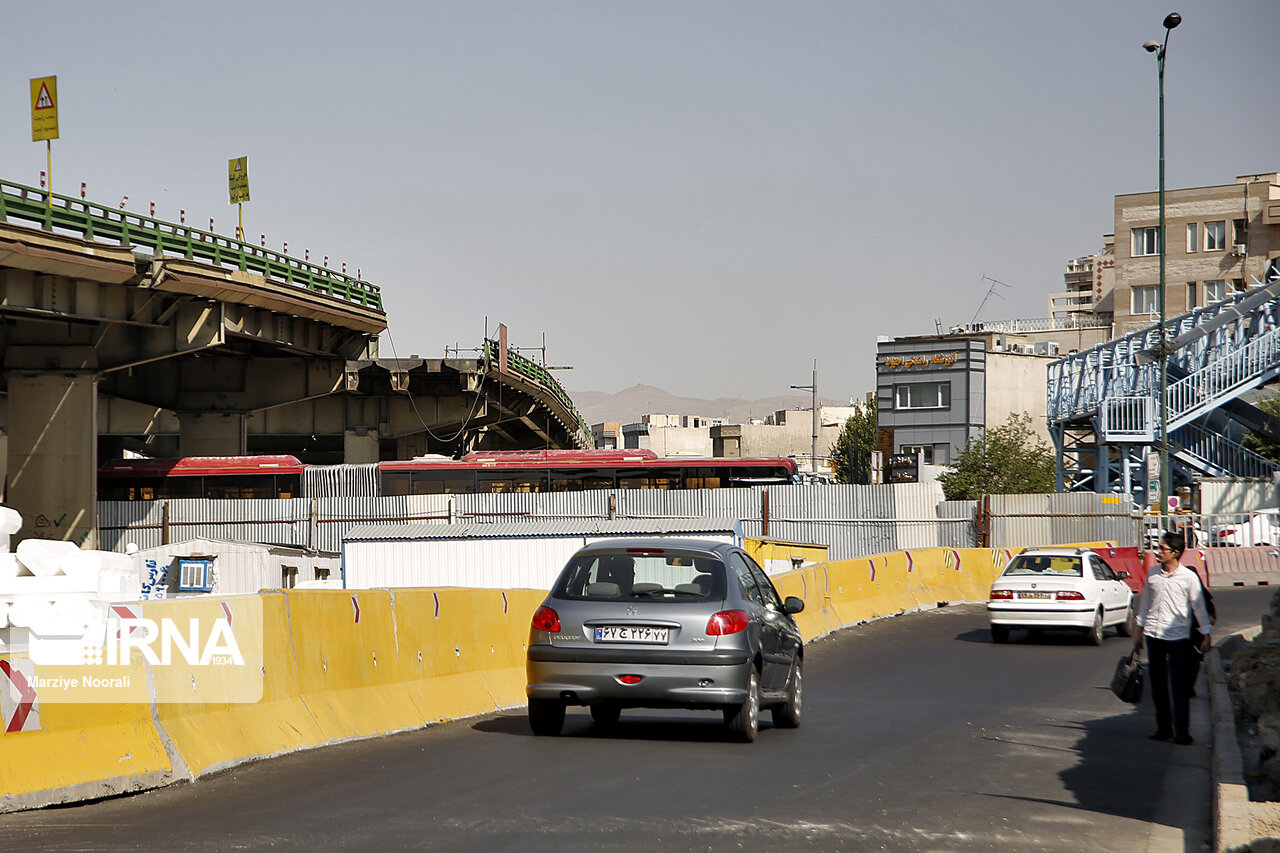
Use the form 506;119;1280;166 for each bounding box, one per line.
4;1;1277;403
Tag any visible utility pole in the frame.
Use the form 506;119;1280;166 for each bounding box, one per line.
791;360;819;479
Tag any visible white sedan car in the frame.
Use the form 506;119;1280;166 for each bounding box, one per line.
987;547;1136;645
1210;508;1280;547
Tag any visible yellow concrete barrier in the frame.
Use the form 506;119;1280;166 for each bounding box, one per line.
286;589;423;740
0;543;1044;812
154;592;324;778
0;664;174;811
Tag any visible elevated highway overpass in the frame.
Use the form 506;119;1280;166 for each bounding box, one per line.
0;179;590;545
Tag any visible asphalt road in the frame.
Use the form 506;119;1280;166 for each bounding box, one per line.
1;585;1272;853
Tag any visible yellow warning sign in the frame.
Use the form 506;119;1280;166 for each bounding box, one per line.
228;156;250;204
30;76;58;142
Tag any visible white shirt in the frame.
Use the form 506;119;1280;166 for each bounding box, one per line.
1136;563;1212;641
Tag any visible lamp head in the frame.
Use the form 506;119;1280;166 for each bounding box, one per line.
1143;40;1160;53
1163;12;1182;30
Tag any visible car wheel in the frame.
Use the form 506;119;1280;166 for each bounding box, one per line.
771;658;803;729
724;667;760;742
528;698;566;736
1116;598;1137;638
1085;609;1104;646
991;625;1010;644
589;703;621;726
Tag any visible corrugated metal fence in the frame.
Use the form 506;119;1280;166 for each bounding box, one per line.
99;484;1139;559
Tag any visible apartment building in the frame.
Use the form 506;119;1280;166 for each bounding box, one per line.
1066;173;1280;336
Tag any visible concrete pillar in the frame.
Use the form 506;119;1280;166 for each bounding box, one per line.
6;370;99;548
178;413;246;456
343;428;380;464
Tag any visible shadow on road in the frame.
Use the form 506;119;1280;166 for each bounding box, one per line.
473;710;771;743
979;701;1207;853
955;627;1132;646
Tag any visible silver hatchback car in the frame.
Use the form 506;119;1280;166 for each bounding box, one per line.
526;538;805;742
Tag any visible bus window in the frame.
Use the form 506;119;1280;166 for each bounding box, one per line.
618;468;682;489
382;471;411;496
548;468;614;491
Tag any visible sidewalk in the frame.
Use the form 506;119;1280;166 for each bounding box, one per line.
1208;631;1280;853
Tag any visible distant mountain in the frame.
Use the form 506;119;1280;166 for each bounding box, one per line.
568;383;851;426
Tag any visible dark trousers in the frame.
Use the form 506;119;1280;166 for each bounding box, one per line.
1147;636;1194;737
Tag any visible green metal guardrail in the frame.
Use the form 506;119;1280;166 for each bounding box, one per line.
485;338;593;445
0;180;382;312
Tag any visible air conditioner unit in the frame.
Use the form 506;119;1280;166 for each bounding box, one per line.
1232;243;1247;256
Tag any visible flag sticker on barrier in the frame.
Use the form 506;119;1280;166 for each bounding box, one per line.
945;549;962;571
905;551;914;572
434;592;440;620
868;559;876;582
351;595;361;624
221;601;234;627
501;592;508;614
1;658;41;732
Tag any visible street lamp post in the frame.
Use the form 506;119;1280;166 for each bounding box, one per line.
1144;11;1181;513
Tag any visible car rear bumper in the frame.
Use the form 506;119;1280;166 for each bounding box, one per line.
986;603;1098;630
527;645;752;708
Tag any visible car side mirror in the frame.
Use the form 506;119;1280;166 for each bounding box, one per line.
783;596;805;614
1115;571;1130;580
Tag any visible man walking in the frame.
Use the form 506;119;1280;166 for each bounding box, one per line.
1133;532;1213;744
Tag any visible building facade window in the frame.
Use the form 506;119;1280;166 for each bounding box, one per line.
1132;284;1161;315
1187;281;1197;308
900;444;934;464
1233;218;1247;247
1132;227;1160;257
1205;220;1226;251
1185;222;1199;253
894;382;950;410
1204;280;1228;303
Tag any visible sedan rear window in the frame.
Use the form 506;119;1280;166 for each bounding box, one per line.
552;552;727;602
1002;555;1083;577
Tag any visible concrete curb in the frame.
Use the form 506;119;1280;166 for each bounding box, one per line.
1209;630;1280;853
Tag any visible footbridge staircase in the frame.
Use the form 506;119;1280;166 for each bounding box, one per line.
1047;278;1280;500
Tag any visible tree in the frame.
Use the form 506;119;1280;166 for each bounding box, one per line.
1243;391;1280;463
937;411;1056;500
830;398;877;484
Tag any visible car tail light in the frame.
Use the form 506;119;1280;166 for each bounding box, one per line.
989;589;1013;600
617;675;643;685
1056;591;1085;601
706;609;750;635
531;605;561;633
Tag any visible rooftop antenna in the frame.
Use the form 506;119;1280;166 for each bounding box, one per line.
971;274;1011;325
934;318;943;334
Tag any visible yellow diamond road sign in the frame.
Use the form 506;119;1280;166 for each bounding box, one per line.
30;76;58;142
228;156;250;204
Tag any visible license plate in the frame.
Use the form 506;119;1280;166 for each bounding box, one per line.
1018;592;1052;600
594;626;670;644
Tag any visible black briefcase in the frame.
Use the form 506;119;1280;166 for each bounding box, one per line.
1111;651;1144;703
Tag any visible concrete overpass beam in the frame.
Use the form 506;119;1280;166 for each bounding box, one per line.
344;428;380;464
178;412;246;456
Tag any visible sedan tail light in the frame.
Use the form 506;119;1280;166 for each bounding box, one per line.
1055;591;1085;601
531;605;561;633
706;609;750;636
989;589;1014;600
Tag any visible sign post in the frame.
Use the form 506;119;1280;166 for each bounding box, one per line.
30;76;59;210
228;156;250;240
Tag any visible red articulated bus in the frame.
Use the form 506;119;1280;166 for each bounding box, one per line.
98;450;798;500
379;449;797;495
98;455;306;501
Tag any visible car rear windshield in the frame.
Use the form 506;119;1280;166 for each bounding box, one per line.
552;551;727;602
1002;555;1083;577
